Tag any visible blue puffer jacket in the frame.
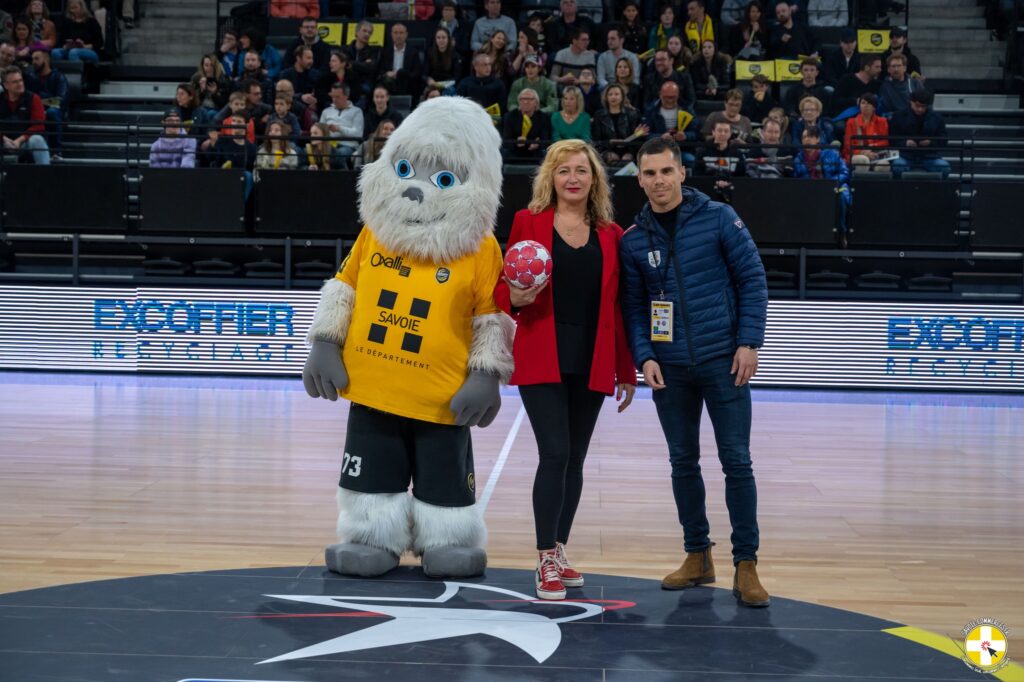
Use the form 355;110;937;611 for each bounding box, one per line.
620;187;768;369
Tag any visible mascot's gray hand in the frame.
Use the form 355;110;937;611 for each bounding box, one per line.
450;371;501;427
302;341;349;401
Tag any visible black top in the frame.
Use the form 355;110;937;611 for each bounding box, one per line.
59;17;104;51
552;227;602;376
201;138;257;170
653;203;680;241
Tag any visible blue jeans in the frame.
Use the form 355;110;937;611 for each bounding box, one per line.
891;156;951;179
651;355;759;564
335;145;356;168
51;47;99;62
5;134;51;165
45;107;63;153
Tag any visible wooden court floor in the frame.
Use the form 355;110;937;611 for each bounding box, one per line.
0;372;1021;649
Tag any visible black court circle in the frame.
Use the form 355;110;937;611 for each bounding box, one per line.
0;566;983;681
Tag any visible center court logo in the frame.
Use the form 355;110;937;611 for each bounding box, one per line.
961;618;1010;674
243;582;632;665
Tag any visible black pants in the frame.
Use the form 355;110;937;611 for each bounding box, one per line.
519;375;606;550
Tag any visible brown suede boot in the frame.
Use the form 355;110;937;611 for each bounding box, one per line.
732;560;770;607
661;544;715;590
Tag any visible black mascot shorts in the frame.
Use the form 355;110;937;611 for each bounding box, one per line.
340;403;477;508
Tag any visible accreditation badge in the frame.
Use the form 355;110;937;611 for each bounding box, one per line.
650;300;673;342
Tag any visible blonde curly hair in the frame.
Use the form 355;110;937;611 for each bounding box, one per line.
528;139;614;227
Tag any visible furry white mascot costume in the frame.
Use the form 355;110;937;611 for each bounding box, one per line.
302;96;514;578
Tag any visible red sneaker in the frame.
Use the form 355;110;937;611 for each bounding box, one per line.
554;542;584;587
535;552;566;600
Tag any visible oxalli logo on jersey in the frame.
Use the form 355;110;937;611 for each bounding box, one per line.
371;252;411;277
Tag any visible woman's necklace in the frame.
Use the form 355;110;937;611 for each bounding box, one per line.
555;211;589;245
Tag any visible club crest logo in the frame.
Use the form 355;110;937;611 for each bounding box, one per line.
961;618;1010;674
647;251;662;268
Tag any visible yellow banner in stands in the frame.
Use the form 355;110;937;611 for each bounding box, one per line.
676;109;694;131
317;22;344;47
775;59;803;81
345;22;386;46
484;102;502;125
734;60;775;81
858;28;890;53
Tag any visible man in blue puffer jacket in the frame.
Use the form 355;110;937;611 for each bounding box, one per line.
620;137;770;607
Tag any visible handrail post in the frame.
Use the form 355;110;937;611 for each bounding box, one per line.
72;233;80;286
284;237;292;289
798;247;806;300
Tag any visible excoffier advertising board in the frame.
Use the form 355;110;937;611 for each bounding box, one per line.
0;287;1021;390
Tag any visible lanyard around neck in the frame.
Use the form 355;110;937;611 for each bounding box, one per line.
644;204;691;299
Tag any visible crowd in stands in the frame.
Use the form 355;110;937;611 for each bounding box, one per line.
0;0;113;164
0;0;957;222
138;0;961;245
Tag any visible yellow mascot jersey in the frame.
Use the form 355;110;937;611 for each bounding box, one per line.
336;226;503;424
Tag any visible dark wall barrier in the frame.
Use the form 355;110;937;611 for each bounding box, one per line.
139;168;247;234
693;177;838;246
495;174;535;241
970;182;1023;249
610;177;836;245
851;179;960;248
2;165;125;232
254;169;361;237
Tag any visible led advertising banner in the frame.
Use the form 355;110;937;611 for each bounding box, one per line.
0;287;1021;390
0;286;318;374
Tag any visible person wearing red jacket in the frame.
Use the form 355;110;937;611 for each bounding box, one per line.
494;139;636;601
843;92;890;174
0;66;50;165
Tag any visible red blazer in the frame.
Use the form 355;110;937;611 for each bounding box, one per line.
494;207;637;395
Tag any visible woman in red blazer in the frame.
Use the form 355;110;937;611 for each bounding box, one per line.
494;139;636;601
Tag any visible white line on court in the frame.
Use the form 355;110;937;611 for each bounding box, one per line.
479;405;526;514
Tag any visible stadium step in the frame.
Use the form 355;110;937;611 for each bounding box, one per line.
84;93;175;104
118;53;206;69
100;81;180;98
936;93;1022;111
911;0;984;6
78;109;165;124
903;28;992;41
922;66;1005;80
910;5;984;18
118;0;216;71
948;124;1024;139
915;51;1002;67
138;5;218;20
910;38;1004;51
911;17;987;29
57;157;149;167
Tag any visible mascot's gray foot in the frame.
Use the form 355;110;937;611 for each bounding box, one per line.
325;543;400;577
421;547;487;578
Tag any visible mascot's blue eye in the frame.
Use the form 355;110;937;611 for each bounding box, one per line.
395;159;415;178
430;171;461;189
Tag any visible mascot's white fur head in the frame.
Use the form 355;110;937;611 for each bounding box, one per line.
357;96;503;264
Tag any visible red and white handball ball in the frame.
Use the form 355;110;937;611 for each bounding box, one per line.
504;240;553;289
